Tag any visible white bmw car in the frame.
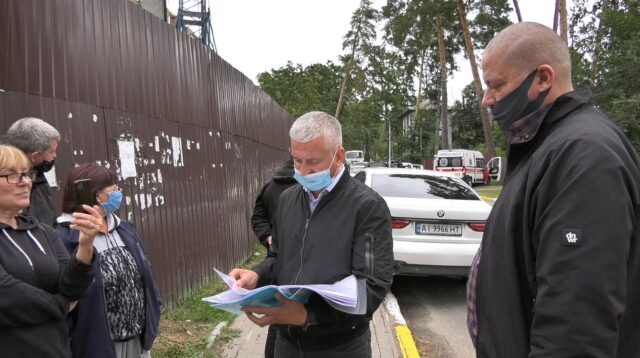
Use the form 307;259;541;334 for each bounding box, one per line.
353;168;492;277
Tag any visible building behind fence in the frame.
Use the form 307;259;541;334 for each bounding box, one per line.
0;0;293;305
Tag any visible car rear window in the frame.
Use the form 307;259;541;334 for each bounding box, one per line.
371;173;479;200
436;157;462;167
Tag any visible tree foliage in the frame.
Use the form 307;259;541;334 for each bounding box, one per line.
257;61;342;119
257;0;640;162
571;0;640;149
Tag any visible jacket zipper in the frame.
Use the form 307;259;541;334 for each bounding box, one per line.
293;218;310;285
289;217;310;338
365;233;375;276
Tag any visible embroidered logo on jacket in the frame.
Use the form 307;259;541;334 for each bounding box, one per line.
562;229;581;246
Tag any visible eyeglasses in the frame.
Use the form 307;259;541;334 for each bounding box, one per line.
0;171;37;184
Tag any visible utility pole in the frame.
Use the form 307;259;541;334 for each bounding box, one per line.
388;111;392;168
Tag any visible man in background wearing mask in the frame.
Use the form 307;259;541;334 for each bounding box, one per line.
467;22;640;357
230;111;393;357
6;117;60;226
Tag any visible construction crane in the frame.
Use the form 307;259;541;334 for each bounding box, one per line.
176;0;216;51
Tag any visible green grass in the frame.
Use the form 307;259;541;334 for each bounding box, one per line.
475;186;503;200
153;244;267;358
164;278;235;324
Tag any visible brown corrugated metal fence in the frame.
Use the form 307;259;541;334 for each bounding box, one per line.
0;0;293;305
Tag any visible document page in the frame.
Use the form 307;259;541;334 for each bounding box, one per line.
202;269;366;315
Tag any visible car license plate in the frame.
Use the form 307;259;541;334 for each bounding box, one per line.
415;223;462;236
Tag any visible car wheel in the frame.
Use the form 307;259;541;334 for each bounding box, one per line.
463;176;472;186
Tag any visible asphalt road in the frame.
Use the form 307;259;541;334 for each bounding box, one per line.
391;275;475;358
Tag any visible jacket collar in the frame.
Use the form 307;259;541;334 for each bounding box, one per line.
539;88;594;134
300;166;352;216
509;88;594;146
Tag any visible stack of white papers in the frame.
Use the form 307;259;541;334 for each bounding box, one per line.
202;269;367;315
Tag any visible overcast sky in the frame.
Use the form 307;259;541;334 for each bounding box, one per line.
167;0;571;104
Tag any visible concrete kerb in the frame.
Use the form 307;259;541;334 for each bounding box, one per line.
207;321;229;349
384;293;420;358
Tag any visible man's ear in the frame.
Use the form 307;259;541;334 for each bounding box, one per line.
335;147;346;165
536;64;555;92
27;152;39;165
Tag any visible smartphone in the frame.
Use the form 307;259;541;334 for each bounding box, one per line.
74;179;94;212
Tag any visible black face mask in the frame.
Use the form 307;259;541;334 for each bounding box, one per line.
34;159;55;174
490;70;550;132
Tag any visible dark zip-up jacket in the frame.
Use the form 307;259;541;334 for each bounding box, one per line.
253;169;394;351
0;214;94;357
251;161;298;247
475;89;640;357
24;171;56;226
56;216;161;358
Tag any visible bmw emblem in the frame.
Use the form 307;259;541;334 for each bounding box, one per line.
437;210;445;218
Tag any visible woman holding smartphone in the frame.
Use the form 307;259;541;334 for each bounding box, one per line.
56;163;161;358
0;144;100;357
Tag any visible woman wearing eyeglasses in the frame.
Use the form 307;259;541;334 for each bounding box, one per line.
56;163;161;358
0;145;100;357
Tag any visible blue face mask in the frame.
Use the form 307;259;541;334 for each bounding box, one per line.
100;190;123;215
293;150;338;192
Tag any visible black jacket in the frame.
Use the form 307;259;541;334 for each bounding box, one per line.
56;216;161;358
253;168;394;351
251;160;298;247
475;89;640;357
24;171;56;226
0;214;94;357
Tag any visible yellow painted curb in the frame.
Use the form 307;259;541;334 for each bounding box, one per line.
479;195;495;202
395;325;420;358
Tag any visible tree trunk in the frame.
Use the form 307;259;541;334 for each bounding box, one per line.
512;0;523;22
335;48;356;120
591;0;610;87
558;0;568;43
553;0;559;32
456;0;496;159
415;49;426;119
436;15;449;150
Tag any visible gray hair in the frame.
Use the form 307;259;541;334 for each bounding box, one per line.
6;117;61;154
484;22;572;81
289;111;342;151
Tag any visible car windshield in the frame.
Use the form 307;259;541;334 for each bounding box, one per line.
371;173;479;200
346;152;363;159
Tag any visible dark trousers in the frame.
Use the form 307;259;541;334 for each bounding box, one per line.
274;327;371;358
265;325;277;358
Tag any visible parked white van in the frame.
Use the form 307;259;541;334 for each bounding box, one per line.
345;150;365;165
433;149;502;186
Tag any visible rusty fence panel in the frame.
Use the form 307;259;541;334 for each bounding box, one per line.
0;0;293;305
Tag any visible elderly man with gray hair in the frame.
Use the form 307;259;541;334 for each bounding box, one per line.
6;117;60;226
467;22;640;357
229;111;394;357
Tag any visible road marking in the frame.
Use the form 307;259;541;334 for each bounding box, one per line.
396;325;420;358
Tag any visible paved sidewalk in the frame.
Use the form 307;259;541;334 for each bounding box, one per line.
221;302;401;357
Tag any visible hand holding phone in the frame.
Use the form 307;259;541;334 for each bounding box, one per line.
74;179;94;213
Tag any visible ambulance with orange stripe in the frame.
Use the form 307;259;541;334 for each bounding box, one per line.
433;149;502;186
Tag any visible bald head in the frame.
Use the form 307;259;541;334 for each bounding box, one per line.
484;22;572;85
